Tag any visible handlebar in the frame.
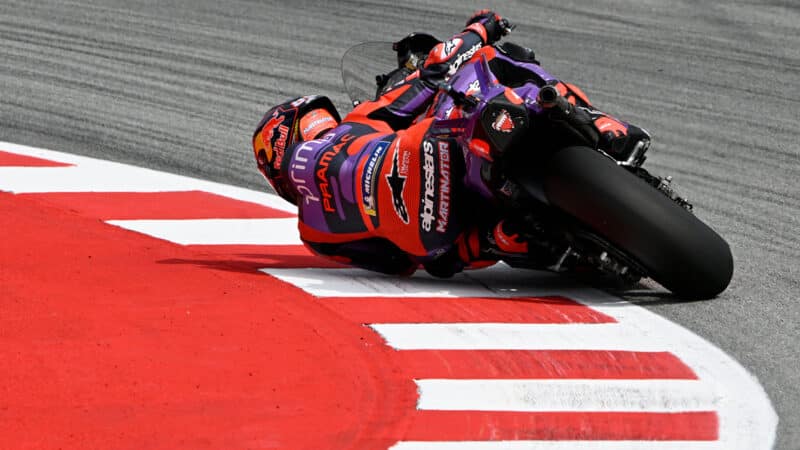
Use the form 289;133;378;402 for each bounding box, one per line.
438;82;479;108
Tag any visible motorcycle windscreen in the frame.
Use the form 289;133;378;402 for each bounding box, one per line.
341;42;396;105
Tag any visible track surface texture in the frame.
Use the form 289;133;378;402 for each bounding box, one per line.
0;0;797;447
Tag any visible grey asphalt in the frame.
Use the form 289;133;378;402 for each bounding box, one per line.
1;0;797;447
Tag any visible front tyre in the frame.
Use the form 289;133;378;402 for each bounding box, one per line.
542;146;733;300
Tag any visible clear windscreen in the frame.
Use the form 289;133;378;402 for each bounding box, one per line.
340;42;396;105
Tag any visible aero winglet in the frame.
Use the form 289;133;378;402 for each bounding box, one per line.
475;54;493;96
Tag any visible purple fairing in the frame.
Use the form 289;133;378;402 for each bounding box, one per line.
431;50;560;200
495;50;559;86
431;51;557;119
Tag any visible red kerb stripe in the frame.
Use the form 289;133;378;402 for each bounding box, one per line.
19;191;295;219
323;296;615;324
405;411;719;441
0;150;72;167
396;350;698;379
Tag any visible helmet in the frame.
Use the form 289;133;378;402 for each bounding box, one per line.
252;96;341;204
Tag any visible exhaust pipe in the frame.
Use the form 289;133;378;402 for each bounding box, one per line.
537;84;569;112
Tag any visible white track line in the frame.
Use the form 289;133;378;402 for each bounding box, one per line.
0;166;207;193
370;323;662;351
416;379;720;412
107;218;301;245
390;442;722;450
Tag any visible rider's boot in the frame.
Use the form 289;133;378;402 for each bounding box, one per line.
456;219;536;266
487;220;529;256
597;122;651;166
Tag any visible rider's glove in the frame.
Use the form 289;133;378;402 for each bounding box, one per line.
465;10;511;44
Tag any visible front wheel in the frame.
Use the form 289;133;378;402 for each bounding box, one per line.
541;146;733;300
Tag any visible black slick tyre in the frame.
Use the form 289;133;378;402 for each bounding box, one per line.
542;146;733;300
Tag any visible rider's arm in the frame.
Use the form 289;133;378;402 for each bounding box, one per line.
357;10;509;131
423;10;508;76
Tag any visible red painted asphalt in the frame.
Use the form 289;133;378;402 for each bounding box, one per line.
1;191;416;449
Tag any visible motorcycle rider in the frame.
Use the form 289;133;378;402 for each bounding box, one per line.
252;10;650;277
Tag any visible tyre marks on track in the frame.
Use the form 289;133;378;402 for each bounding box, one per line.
0;142;777;449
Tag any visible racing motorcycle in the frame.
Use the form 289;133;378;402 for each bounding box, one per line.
341;32;733;300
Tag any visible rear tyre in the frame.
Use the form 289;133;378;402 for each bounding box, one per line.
541;146;733;300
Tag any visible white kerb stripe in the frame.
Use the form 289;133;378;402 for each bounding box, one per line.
262;267;571;298
0;142;296;213
0;166;206;193
390;441;722;450
107;218;301;246
416;379;719;412
263;268;476;298
369;323;665;351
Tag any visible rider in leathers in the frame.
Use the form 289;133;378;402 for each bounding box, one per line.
252;10;650;277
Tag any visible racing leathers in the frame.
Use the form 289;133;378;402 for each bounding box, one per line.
265;16;648;278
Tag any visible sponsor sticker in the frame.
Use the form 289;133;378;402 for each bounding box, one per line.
436;141;451;233
361;141;390;217
398;143;410;177
492;109;515;133
440;38;463;60
289;141;320;206
300;109;337;141
262;112;292;167
420;139;452;234
448;43;481;75
386;145;409;224
420;140;436;232
316;148;337;213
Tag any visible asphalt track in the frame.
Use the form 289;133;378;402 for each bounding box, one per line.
0;0;797;448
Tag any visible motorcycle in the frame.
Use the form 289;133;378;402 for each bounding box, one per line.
340;32;733;300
